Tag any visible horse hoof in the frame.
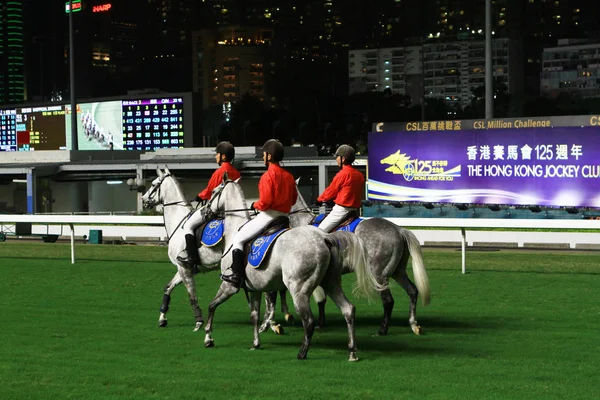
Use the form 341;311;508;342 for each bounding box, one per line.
411;325;422;335
158;320;168;328
348;354;359;362
285;314;295;325
297;353;307;360
274;325;284;335
250;345;261;351
193;321;204;332
204;340;214;348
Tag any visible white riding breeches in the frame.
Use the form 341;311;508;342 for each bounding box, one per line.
232;209;287;251
182;208;208;236
317;204;357;233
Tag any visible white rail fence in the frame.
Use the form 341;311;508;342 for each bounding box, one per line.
1;215;600;273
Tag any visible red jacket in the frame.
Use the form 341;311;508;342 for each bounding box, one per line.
198;162;241;200
318;165;365;208
253;163;298;213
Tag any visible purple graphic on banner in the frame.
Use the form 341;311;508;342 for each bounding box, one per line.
368;127;600;208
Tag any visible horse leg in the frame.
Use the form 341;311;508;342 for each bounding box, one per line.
158;271;183;327
290;292;314;360
250;292;262;350
279;289;295;325
179;267;204;332
204;282;239;348
312;286;327;328
376;287;394;336
260;291;284;335
322;282;358;362
393;268;422;335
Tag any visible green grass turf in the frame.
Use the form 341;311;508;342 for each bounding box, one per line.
0;241;599;399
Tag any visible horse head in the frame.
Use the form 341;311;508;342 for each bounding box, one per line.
141;167;185;209
207;172;248;218
380;150;412;175
289;176;315;227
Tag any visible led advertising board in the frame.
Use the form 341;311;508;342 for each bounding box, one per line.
1;95;189;152
368;127;600;208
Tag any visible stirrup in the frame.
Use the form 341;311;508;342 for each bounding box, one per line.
177;252;199;266
220;273;242;289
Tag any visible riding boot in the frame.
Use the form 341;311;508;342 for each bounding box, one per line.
176;234;199;266
220;249;245;290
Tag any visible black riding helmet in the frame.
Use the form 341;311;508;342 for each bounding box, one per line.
215;141;235;161
262;139;284;162
335;144;356;164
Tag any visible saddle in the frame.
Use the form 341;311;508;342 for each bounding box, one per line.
311;211;360;232
194;218;224;248
244;216;290;268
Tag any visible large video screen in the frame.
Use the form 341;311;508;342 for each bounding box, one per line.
122;98;184;151
0;106;67;151
1;95;188;152
368;127;600;208
65;101;124;150
0;109;17;151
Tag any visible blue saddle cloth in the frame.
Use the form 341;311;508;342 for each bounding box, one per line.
248;228;290;268
310;214;362;233
201;218;225;247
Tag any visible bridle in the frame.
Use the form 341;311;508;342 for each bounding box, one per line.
205;180;255;218
144;173;193;242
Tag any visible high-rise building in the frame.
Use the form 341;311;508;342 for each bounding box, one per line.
192;26;274;109
541;39;600;98
349;46;422;102
349;38;518;110
0;0;25;104
140;0;200;92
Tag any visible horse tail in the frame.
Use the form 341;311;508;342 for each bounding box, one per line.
328;231;387;300
397;227;431;306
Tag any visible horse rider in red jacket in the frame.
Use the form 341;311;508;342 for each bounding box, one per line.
316;144;365;232
177;141;241;265
220;139;298;290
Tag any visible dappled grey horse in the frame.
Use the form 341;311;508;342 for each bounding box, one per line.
141;167;287;334
202;175;385;361
275;179;431;336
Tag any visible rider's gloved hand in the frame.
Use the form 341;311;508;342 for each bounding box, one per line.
250;202;256;209
194;195;202;203
325;200;335;208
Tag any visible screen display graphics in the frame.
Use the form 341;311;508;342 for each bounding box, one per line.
368;127;600;208
1;96;187;152
122;98;184;151
0;106;67;151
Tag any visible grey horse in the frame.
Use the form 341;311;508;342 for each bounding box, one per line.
202;174;385;361
273;179;431;336
141;167;287;334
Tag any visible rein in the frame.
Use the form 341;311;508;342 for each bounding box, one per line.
148;173;194;243
205;180;254;218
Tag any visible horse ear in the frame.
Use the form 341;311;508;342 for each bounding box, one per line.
164;166;171;175
222;171;229;183
234;177;241;183
295;177;301;185
156;168;164;179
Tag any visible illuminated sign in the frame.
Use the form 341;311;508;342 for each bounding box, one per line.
374;115;600;133
122;98;184;151
65;0;82;13
92;3;112;12
1;95;188;152
368;127;600;208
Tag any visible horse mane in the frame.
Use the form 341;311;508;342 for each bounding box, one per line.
166;174;193;211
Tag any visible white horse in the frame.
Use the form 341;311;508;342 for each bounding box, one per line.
276;179;431;336
202;175;385;361
141;167;287;334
